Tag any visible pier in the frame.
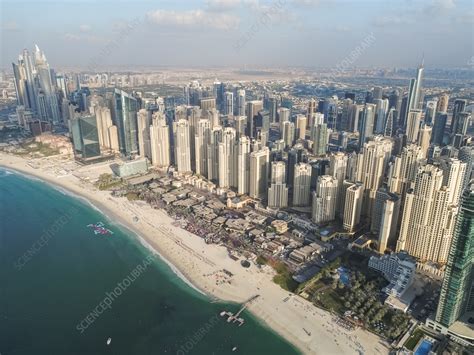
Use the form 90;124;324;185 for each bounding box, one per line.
220;295;260;326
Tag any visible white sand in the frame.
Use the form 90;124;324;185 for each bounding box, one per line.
0;153;389;355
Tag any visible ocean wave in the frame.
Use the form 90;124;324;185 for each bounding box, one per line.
122;224;207;297
0;169;13;177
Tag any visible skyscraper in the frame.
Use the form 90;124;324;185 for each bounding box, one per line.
218;127;237;188
282;121;295;148
249;147;269;200
432;112;448;146
407;61;424;113
224;92;233;116
70;115;101;159
268;161;289;208
430;183;473;346
278;107;290;131
417;123;432;158
384;108;396;137
95;106;119;152
374;98;389;134
450;99;467;134
295;114;307;140
311;123;328;156
371;188;400;253
199;98;216;111
246;100;263;138
137;109;151;159
312;175;338;224
307;98;316;126
396;164;465;263
236;89;246;116
437;94;449;113
293;163;312;206
343;183;364;232
174;119;192;173
359;104;376;146
459;146;474;188
207;126;222;181
356;136;393;215
237;136;251;195
150;112;170;168
113;89;139;156
424;100;438;124
12;46;61;124
389;144;424;196
329;152;348;216
195;119;211;177
33;45;61;124
268;96;278;123
406;110;422;143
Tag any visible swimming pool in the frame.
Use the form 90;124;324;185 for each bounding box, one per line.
337;267;350;286
414;339;433;355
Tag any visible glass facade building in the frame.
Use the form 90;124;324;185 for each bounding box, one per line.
71;115;101;159
436;182;474;327
113;89;139;156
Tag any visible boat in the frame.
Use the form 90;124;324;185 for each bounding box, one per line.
87;222;114;236
232;346;237;352
107;337;111;345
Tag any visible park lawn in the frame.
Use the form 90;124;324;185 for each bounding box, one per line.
404;328;424;350
317;288;345;314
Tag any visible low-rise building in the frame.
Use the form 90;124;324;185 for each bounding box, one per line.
244;211;268;225
110;158;148;177
225;218;252;232
227;196;253;209
289;245;316;263
263;241;285;254
271;219;288;234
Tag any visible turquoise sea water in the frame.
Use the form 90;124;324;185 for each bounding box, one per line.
0;168;299;355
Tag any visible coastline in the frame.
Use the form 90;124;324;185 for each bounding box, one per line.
0;152;389;355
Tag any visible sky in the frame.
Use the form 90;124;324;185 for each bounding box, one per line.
1;0;473;70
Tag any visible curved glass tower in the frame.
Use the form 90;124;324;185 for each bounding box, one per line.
436;182;474;329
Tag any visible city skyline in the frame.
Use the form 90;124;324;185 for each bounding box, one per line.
1;9;473;352
1;0;474;69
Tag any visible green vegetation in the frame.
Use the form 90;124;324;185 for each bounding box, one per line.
404;328;424;350
96;173;123;190
256;255;268;265
315;288;345;314
16;141;59;157
297;251;410;340
125;192;140;201
271;261;298;292
296;257;341;294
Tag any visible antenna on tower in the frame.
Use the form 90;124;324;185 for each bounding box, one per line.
420;53;425;68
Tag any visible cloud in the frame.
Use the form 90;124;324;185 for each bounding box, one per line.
457;11;474;24
373;15;412;27
424;0;456;13
79;24;91;33
291;0;333;7
2;21;20;31
334;25;350;33
147;9;240;30
63;33;104;43
206;0;241;12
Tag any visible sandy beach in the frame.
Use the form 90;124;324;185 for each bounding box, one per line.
0;152;389;355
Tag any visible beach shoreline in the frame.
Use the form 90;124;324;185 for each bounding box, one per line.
0;152;389;355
